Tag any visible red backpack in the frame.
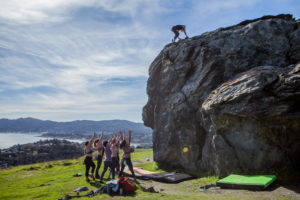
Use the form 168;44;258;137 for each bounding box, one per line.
118;177;136;193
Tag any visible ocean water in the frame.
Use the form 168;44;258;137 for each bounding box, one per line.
0;133;84;149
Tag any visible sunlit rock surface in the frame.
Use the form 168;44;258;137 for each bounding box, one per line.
143;14;300;174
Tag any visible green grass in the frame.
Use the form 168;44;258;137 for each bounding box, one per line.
0;149;299;200
130;148;152;160
0;149;154;200
136;161;166;173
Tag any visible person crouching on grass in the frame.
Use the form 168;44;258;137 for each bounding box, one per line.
84;131;96;182
119;129;137;182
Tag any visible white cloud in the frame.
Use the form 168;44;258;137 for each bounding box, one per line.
195;0;262;14
0;0;182;121
0;84;146;121
0;0;166;24
3;0;297;122
0;0;72;23
0;14;160;94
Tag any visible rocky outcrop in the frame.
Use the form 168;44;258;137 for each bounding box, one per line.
143;14;300;174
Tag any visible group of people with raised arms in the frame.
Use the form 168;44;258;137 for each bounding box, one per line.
83;129;136;183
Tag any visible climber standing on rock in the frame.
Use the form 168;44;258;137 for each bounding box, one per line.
171;25;189;42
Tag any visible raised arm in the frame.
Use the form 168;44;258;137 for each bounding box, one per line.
119;130;123;139
100;131;104;141
117;134;122;142
97;131;104;148
123;130;126;141
108;133;114;145
128;129;132;145
123;129;126;140
88;131;96;146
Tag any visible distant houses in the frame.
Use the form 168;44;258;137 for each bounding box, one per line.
0;139;83;167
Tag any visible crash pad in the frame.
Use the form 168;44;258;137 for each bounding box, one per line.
123;167;193;183
124;167;156;175
216;174;276;190
144;172;193;183
123;167;153;180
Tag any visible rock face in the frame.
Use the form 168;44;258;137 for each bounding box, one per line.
143;14;300;174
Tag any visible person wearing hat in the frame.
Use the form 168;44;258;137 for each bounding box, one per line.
171;25;189;42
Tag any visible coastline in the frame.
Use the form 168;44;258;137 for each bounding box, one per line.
0;132;152;149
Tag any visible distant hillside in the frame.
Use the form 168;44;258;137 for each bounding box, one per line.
0;139;83;166
0;117;152;135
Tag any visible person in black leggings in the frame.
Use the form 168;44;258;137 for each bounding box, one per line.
94;131;104;179
171;25;189;42
84;131;96;182
108;133;121;179
119;129;137;182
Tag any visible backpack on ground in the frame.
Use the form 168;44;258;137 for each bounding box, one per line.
118;177;136;194
106;179;119;196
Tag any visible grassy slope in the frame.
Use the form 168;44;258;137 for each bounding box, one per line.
0;149;154;200
0;149;297;200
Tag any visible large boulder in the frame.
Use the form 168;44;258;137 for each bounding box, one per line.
143;14;300;174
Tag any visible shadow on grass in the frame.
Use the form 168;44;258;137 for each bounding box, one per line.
87;180;103;188
156;162;216;178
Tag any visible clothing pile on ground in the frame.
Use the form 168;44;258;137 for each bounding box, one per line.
58;177;136;200
106;177;136;195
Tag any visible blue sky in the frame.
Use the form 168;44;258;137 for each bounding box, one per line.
0;0;299;122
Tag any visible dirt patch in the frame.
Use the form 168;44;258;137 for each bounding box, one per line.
19;171;36;178
136;179;190;195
